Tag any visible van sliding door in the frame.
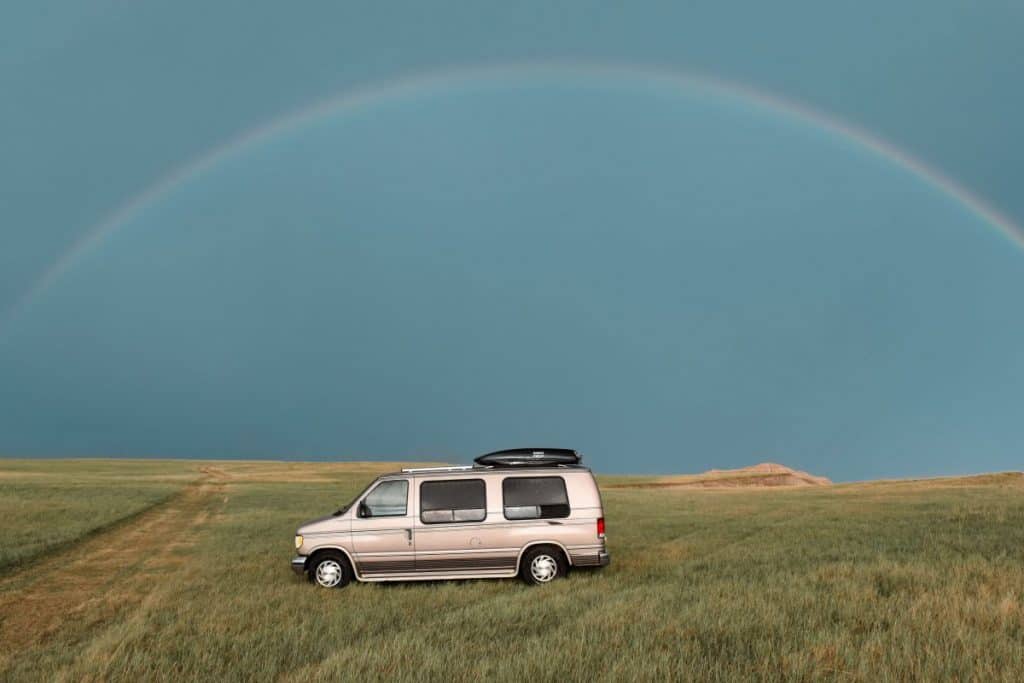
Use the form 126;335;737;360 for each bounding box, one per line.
414;478;513;573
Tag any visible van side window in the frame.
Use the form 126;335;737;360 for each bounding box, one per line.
502;477;570;520
420;479;486;524
360;480;409;517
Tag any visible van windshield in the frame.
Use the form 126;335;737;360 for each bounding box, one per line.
333;480;376;516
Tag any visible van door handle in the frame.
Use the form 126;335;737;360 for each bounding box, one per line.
546;521;563;525
405;528;412;544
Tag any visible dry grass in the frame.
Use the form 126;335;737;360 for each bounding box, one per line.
1;459;1023;681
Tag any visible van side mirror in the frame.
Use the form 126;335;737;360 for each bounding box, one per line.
358;501;369;518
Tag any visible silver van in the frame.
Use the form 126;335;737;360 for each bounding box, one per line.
291;448;609;587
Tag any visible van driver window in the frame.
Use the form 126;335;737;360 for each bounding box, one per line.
361;480;408;517
420;479;486;524
502;477;570;520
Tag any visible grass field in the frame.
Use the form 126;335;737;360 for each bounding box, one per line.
1;459;1023;681
0;459;195;572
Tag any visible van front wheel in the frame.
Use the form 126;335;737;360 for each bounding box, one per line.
520;546;567;585
309;551;352;588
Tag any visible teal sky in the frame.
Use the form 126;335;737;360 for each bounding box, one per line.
1;2;1022;480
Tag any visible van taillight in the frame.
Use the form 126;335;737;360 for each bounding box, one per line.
597;517;605;538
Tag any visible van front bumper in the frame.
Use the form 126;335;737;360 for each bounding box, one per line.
291;556;307;575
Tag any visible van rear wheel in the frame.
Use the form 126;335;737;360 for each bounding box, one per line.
309;551;352;588
520;546;567;585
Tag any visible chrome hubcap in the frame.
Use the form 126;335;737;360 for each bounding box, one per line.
530;554;558;583
315;560;343;587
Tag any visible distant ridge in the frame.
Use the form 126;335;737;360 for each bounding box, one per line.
700;462;832;487
610;462;832;489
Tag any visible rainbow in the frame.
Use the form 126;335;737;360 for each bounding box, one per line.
3;60;1022;334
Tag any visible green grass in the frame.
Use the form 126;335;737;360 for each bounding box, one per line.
2;460;1023;681
0;459;197;571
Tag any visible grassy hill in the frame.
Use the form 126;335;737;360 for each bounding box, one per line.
2;459;1023;681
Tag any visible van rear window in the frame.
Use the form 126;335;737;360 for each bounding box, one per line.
502;477;570;520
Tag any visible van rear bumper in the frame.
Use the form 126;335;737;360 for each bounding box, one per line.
598;551;610;567
291;556;307;575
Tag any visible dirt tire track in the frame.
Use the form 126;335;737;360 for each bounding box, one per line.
0;469;229;661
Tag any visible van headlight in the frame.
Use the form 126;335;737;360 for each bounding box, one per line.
294;535;304;550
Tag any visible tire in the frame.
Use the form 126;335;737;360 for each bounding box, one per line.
308;551;352;588
519;546;568;586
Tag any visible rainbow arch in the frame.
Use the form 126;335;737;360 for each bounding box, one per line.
3;60;1022;334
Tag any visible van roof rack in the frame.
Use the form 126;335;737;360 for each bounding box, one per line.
400;465;478;473
474;448;582;468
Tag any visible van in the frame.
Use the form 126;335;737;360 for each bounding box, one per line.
290;448;609;587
